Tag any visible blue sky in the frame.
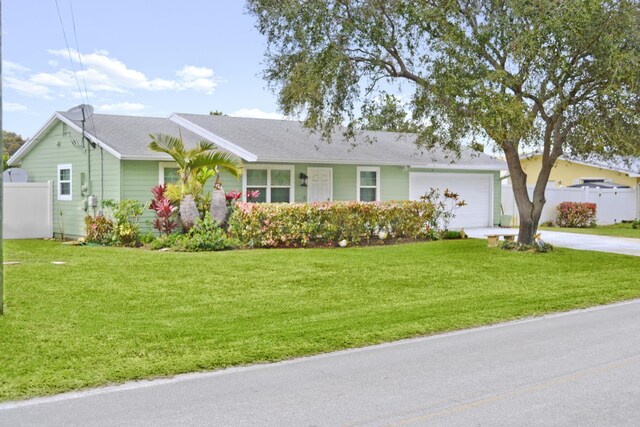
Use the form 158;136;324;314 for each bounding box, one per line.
3;0;283;139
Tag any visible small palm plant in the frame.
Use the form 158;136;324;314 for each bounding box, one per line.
148;133;242;230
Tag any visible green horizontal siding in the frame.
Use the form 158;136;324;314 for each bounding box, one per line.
18;122;121;238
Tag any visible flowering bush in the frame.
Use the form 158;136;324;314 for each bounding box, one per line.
556;202;597;228
227;200;436;248
420;187;466;231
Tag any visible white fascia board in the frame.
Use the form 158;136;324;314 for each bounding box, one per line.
168;114;258;162
409;164;507;171
55;113;122;159
8;114;59;165
250;157;505;169
121;154;174;161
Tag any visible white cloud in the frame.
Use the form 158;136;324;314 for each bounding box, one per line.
4;76;53;98
95;102;147;113
4;50;221;100
4;102;28;112
3;60;30;76
175;65;219;94
230;108;287;120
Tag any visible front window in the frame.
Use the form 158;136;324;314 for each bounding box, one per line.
245;166;294;203
57;164;72;201
159;162;180;185
357;167;380;202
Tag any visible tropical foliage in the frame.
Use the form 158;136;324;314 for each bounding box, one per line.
149;184;179;235
148;133;243;229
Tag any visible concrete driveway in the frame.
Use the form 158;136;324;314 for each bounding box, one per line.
465;227;640;256
2;300;640;426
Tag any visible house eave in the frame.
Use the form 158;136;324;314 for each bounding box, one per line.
246;157;505;170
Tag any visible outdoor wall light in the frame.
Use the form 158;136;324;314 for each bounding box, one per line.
299;173;308;187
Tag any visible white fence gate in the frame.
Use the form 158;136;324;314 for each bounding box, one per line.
502;184;638;226
3;181;54;239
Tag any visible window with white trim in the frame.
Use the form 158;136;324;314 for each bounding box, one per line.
57;164;72;201
159;162;180;185
244;165;294;203
357;167;380;202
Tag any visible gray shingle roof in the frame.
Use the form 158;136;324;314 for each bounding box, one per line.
173;113;506;169
19;111;505;169
57;112;224;161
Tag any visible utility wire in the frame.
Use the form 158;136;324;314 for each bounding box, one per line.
68;1;98;138
54;0;85;105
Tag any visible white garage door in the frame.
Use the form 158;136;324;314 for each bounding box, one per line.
409;172;493;228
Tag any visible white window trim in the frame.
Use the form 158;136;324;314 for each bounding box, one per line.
158;162;179;185
57;164;72;201
242;164;295;203
357;166;381;202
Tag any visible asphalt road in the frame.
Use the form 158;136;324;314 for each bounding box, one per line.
2;300;640;426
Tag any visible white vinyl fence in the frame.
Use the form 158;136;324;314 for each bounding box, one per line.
3;181;54;239
502;184;638;226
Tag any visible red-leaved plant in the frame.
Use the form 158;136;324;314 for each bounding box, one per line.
225;189;261;207
150;184;178;235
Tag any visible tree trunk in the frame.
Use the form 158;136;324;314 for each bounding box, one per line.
210;185;228;225
179;194;199;230
503;142;545;245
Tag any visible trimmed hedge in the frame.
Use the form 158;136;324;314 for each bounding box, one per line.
227;201;437;248
556;202;597;228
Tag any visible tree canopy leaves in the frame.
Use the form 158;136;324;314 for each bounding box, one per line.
248;0;640;242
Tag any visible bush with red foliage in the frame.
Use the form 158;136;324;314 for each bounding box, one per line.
150;184;178;235
556;202;597;228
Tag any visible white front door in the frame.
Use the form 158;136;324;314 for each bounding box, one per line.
307;167;333;202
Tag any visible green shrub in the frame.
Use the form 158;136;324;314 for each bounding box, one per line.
101;199;147;246
501;240;553;253
227;201;436;248
556;202;597;228
442;230;462;240
84;215;114;245
174;213;238;252
150;233;181;250
632;219;640;229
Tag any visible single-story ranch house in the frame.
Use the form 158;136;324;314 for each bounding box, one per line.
9;111;506;238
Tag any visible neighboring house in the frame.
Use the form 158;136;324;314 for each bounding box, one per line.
519;153;640;189
9;111;506;238
512;153;640;221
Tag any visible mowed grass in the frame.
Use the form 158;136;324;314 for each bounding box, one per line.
540;222;640;238
2;239;640;401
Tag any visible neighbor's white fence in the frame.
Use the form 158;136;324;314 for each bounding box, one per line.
502;184;638;226
3;181;54;239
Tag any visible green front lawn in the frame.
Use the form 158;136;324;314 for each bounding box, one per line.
540;222;640;238
2;239;640;401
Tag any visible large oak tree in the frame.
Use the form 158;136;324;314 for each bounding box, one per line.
248;0;640;244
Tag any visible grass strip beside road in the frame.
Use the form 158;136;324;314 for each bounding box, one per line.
2;239;639;401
